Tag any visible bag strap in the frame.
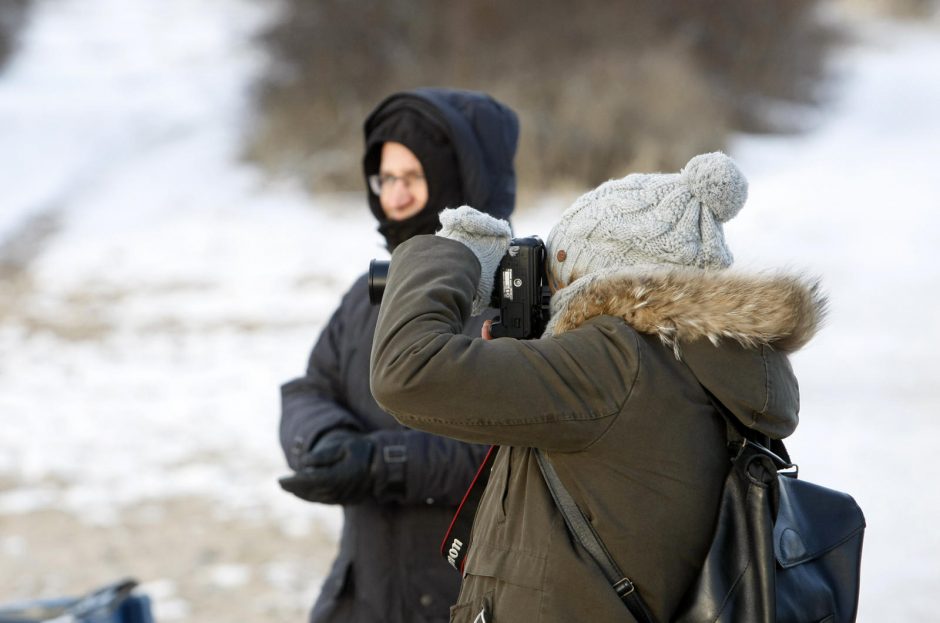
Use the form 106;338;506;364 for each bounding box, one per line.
534;449;658;623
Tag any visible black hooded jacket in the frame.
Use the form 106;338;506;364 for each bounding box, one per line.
279;89;518;623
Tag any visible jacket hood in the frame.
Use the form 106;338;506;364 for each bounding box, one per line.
363;88;519;245
546;268;828;438
547;268;827;351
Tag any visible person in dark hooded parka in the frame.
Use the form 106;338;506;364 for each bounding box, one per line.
278;88;519;623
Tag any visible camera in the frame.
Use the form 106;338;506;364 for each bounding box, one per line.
369;236;551;340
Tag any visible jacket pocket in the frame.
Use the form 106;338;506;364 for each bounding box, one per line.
481;448;510;523
449;590;494;623
455;543;545;620
465;542;546;591
499;447;512;518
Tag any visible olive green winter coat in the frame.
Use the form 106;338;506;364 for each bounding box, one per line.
370;236;826;623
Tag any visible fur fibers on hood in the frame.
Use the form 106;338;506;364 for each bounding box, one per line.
545;267;828;356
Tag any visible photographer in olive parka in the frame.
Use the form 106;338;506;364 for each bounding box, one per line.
371;153;827;622
278;89;519;623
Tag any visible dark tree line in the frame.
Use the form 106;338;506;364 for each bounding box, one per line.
247;0;841;191
0;0;31;70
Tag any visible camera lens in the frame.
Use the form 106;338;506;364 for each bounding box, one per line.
368;260;389;305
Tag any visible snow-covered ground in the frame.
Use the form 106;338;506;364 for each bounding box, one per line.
725;17;940;622
0;1;938;621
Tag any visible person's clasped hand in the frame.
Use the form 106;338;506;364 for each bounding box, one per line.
279;429;376;504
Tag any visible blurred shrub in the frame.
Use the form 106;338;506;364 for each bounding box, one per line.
246;0;840;192
839;0;939;16
0;0;30;70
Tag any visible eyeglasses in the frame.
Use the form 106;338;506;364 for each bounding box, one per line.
368;172;425;195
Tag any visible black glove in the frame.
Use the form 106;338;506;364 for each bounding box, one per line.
279;430;377;504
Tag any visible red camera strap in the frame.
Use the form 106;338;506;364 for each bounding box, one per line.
441;445;498;572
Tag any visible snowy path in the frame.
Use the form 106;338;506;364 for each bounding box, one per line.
1;2;939;621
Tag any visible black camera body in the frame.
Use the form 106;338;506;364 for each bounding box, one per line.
369;236;551;340
487;236;551;339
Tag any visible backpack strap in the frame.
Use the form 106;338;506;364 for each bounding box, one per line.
535;449;658;623
533;385;792;623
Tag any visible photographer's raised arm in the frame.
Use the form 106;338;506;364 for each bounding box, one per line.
370;235;640;452
281;276;490;506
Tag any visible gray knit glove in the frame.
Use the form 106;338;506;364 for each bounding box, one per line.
437;206;512;316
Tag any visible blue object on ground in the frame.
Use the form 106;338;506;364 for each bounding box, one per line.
0;578;154;623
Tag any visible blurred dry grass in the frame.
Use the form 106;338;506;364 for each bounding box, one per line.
245;0;843;193
842;0;939;16
0;492;332;623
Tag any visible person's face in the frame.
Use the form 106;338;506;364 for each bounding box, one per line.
377;142;429;221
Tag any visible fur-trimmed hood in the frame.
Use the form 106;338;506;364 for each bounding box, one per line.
545;267;827;356
544;267;825;439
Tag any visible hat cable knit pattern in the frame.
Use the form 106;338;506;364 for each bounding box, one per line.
546;152;748;289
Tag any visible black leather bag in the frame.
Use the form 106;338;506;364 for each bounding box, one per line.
538;400;866;623
673;436;866;623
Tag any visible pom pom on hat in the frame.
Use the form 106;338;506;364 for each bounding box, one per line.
682;152;748;223
546;152;748;288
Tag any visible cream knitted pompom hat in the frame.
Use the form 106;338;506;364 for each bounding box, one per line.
546;152;748;287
